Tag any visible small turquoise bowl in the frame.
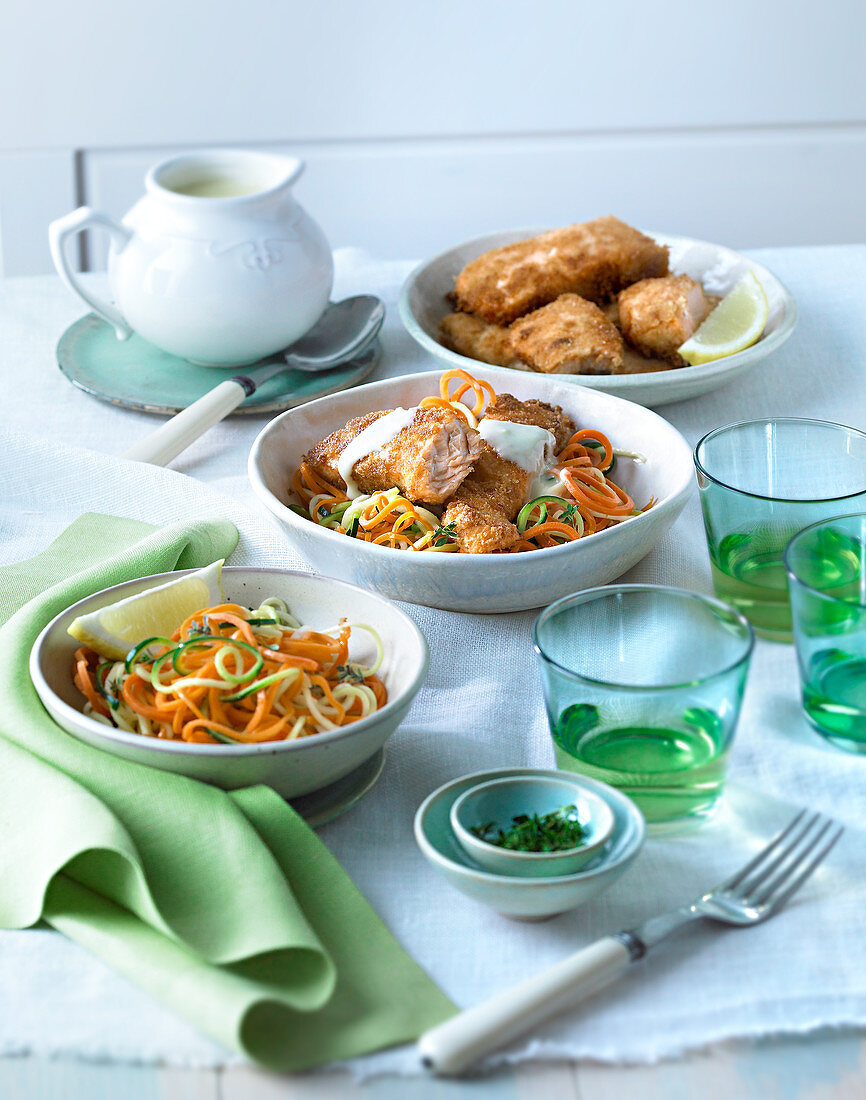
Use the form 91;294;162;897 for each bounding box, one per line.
415;768;645;921
450;774;615;877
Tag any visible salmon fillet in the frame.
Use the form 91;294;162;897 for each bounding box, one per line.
443;394;576;553
619;275;712;364
453;216;669;325
304;406;482;504
509;294;624;375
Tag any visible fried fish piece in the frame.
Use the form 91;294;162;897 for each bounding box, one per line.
304;406;482;504
439;312;528;369
482;392;575;451
618;275;713;364
453;216;669;325
443;394;575;553
509;294;624;375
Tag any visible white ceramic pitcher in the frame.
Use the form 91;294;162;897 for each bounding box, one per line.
49;149;334;366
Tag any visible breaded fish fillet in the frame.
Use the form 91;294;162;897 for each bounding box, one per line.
509;294;624;375
443;394;575;553
618;275;713;364
304;406;482;504
439;312;528;369
453;216;669;325
482;392;575;452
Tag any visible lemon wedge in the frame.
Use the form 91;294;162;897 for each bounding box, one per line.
678;271;769;365
68;560;226;659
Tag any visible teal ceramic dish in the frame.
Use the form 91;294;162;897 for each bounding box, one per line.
449;774;615;878
415;768;645;921
57;313;379;416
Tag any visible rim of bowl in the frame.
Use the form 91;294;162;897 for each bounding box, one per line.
30;565;428;757
694;417;866;503
449;775;615;865
533;583;755;690
248;369;695;569
414;767;646;885
397;228;798;387
784;510;866;608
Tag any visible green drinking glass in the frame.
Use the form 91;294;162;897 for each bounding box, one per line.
785;513;866;753
694;418;866;642
533;585;754;832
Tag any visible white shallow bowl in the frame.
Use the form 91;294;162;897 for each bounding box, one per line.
450;774;616;877
29;567;428;799
415;768;645;921
398;228;797;408
248;366;694;613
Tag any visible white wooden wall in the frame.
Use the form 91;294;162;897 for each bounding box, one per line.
2;0;865;275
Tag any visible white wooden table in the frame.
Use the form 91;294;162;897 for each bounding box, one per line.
4;1031;866;1099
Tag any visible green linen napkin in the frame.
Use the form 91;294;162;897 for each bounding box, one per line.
0;513;453;1070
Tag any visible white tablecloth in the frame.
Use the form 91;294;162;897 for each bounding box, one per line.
1;246;865;1074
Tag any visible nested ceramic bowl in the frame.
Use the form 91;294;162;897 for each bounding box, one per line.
450;774;616;877
415;768;645;921
398;229;797;408
248;367;693;613
29;567;428;799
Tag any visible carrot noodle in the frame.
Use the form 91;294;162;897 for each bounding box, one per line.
72;598;387;746
291;371;651;553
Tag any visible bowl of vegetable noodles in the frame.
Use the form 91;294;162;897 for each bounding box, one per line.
248;366;694;612
30;567;428;799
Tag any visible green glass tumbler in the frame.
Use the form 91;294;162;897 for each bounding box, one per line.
694;419;866;642
785;513;866;753
533;585;754;831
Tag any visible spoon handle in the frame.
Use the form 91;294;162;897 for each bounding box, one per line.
122;379;249;466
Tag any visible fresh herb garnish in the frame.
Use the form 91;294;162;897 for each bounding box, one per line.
432;521;457;546
336;663;367;684
471;804;586;852
559;502;580;525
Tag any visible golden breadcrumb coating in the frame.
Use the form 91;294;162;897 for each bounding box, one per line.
443;394;576;553
509;294;624;375
305;406;482;504
439;312;528;369
453;216;669;325
482;392;575;452
619;275;713;364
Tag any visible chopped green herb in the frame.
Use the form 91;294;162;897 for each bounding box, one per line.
337;663;367;684
471;804;586;852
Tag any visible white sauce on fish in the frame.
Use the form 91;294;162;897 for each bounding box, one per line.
337;407;418;498
478;419;556;473
526;470;569;501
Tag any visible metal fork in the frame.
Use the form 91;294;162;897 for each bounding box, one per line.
419;810;844;1076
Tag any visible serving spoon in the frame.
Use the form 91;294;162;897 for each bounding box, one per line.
122;295;385;467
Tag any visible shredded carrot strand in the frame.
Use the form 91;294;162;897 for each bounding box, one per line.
73;603;386;747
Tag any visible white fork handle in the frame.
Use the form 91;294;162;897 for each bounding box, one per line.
418;935;631;1076
122;380;248;466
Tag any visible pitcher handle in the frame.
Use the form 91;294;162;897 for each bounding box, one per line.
48;207;134;339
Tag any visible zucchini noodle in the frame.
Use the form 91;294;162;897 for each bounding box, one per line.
291;369;652;553
72;600;387;745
